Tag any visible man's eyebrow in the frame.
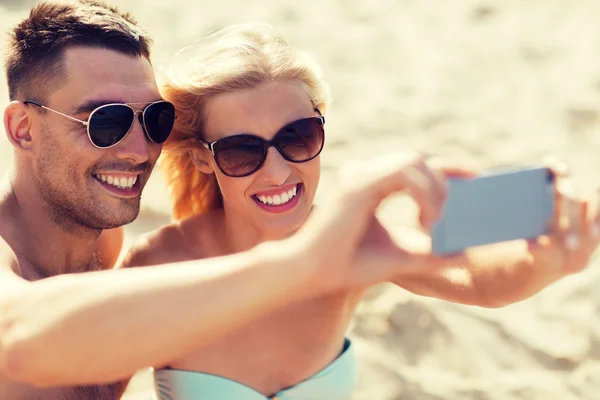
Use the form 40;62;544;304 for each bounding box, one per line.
71;99;163;115
71;99;124;115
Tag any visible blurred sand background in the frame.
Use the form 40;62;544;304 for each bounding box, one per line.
3;0;600;398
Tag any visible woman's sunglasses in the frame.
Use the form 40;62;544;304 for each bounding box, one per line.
23;100;176;149
198;115;325;178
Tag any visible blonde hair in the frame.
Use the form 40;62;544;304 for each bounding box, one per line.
159;23;331;220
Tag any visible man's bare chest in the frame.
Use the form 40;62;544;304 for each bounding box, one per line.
0;380;124;400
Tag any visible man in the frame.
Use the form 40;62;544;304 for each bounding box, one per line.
1;1;598;400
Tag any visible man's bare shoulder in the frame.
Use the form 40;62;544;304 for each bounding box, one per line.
0;379;127;400
0;235;27;293
0;236;18;273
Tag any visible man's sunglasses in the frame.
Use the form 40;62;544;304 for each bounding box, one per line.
23;100;176;149
198;115;325;178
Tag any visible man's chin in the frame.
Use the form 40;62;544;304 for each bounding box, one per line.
93;204;140;230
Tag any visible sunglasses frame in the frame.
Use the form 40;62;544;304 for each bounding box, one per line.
197;115;326;178
23;99;176;149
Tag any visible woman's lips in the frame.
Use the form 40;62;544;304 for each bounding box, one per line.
252;183;302;213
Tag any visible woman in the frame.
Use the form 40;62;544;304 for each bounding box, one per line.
122;23;599;399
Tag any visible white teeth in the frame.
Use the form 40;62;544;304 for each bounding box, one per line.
95;174;138;189
256;185;300;206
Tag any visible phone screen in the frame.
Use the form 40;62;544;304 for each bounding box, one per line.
431;166;555;255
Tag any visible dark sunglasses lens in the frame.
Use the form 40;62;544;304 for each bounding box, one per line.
88;105;135;148
276;117;324;162
213;136;265;177
144;102;176;144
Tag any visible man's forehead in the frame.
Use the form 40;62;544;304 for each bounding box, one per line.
52;47;160;109
65;46;150;67
63;47;155;85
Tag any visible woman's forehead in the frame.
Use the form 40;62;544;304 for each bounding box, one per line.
203;81;314;140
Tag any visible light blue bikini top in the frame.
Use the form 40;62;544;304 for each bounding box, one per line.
153;338;357;400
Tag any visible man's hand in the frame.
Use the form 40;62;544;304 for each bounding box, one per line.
297;152;476;292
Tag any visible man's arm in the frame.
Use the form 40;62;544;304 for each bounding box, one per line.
0;152;536;390
0;153;448;390
0;239;316;388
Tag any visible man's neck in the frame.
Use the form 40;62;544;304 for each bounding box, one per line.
1;175;102;278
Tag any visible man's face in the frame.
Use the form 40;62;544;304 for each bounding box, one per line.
29;47;162;230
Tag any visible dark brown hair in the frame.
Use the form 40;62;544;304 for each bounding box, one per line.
5;0;153;101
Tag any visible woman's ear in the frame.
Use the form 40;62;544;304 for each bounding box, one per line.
4;101;34;154
189;148;215;174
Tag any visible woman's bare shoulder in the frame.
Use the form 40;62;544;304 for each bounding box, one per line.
119;211;223;269
119;221;190;268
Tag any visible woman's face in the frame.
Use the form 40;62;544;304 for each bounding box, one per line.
198;80;322;238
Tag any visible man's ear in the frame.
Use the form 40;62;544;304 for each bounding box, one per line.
4;101;34;154
189;147;215;174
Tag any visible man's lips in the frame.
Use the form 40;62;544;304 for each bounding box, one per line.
93;173;142;198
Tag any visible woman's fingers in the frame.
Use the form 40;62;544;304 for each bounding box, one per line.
586;188;600;239
544;178;594;273
560;182;582;250
542;156;570;179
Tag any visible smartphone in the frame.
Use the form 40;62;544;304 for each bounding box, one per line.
431;166;555;255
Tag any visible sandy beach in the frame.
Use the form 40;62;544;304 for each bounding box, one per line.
2;1;600;398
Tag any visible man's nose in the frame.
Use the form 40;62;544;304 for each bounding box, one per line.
113;113;151;164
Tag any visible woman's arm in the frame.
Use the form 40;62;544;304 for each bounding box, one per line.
389;183;599;307
393;241;561;308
